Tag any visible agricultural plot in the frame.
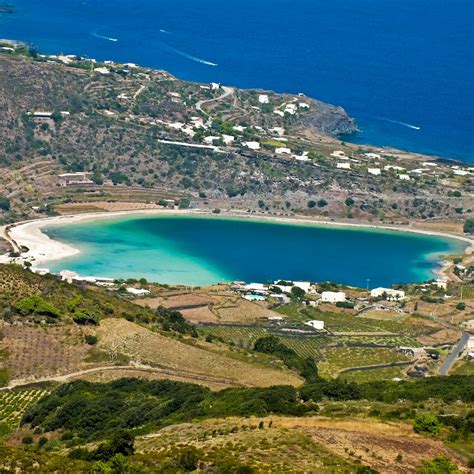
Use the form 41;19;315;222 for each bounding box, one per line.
0;387;51;434
277;304;438;337
338;366;409;383
317;346;411;379
450;360;474;376
199;325;268;349
199;325;330;358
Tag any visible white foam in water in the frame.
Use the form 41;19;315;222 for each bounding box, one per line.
164;43;217;66
377;117;421;130
90;30;118;42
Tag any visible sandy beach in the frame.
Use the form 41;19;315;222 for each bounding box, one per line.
1;209;472;277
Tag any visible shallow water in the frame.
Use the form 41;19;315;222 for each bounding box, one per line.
43;215;466;287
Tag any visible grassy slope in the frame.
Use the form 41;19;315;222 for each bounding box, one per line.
0;265;301;388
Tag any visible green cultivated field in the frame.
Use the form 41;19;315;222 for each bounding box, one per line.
338;366;409;383
318;346;411;379
0;387;51;435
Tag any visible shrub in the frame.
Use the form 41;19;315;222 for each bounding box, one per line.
175;447;199;471
0;196;10;211
413;413;441;435
456;302;466;311
416;456;461;474
14;295;60;319
84;335;98;345
464;218;474;234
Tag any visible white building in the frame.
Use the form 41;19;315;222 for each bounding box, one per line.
331;150;347;159
337;162;351;170
368;168;381;176
305;320;325;330
384;165;405;171
203;136;220;144
244;141;260;150
94;67;110;75
126;288;150;296
466;337;474;352
258;94;269;104
275;147;292;155
243;283;267;293
320;291;346;303
222;134;235;145
298;102;310;109
270;127;285;136
364;153;381;159
398;174;411;181
370;287;405;300
284;103;297;115
434;279;448;289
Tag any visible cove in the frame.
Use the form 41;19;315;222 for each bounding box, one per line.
41;215;467;288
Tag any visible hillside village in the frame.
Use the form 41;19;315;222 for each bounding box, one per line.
0;44;472;231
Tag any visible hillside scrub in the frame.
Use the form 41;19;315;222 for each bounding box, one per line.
21;375;474;442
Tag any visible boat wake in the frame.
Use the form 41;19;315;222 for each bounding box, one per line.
159;29;172;35
164;44;217;66
377;117;421;130
90;30;118;42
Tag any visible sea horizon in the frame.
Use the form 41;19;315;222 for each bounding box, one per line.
1;0;473;162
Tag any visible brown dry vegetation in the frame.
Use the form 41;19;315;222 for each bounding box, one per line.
137;416;466;473
274;417;467;473
0;322;92;381
137;287;281;323
96;318;302;388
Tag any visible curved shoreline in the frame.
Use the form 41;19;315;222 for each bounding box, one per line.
1;209;472;282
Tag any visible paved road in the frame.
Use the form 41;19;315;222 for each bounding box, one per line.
196;86;234;115
439;332;470;375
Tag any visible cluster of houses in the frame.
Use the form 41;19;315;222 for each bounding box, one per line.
232;280;409;306
329;149;473;181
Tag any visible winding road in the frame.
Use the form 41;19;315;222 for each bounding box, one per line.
196;86;234;115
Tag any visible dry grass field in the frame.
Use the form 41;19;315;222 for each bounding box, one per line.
0;323;92;382
96;318;302;388
137;416;466;473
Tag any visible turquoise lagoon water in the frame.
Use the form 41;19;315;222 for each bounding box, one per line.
43;215;467;287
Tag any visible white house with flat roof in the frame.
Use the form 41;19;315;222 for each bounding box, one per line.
368;168;381;176
258;94;269;104
371;287;405;300
321;291;346;303
244;141;260;150
337;162;351;170
305;320;325;330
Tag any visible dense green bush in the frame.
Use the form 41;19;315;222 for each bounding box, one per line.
14;295;60;319
463;218;474;234
413;413;441;435
0;196;10;211
253;335;318;382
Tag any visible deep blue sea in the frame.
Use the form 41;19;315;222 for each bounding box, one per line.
44;216;467;287
1;0;473;162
